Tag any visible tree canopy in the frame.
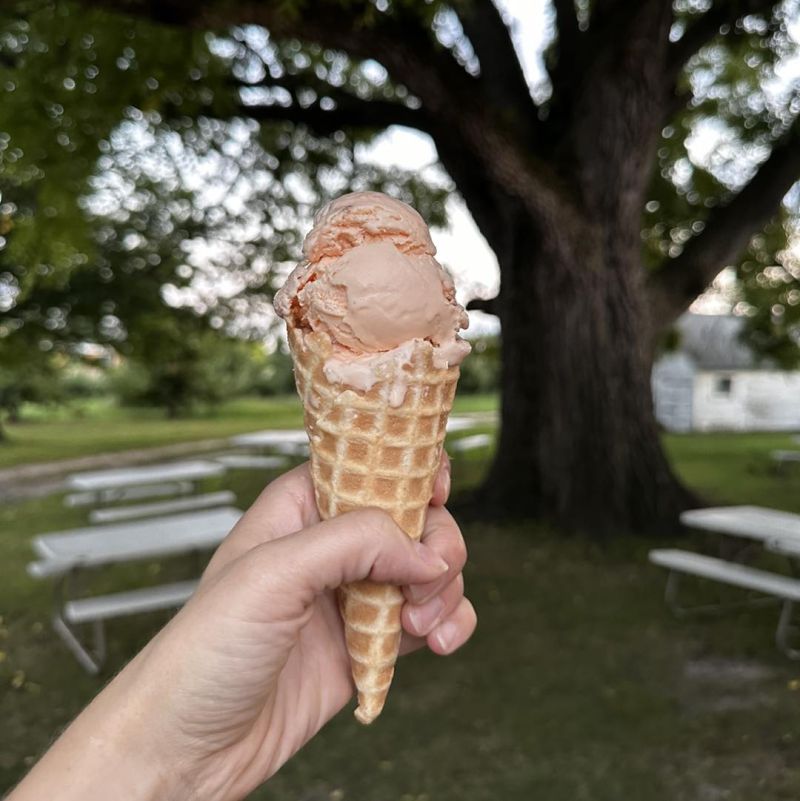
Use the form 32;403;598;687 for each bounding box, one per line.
2;1;798;363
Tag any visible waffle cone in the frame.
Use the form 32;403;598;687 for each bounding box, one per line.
286;324;460;723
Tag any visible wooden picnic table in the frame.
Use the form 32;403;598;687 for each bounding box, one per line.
64;460;228;508
229;417;479;456
680;505;800;545
67;460;226;492
652;505;800;659
772;450;800;472
229;429;309;455
30;507;242;575
28;506;242;673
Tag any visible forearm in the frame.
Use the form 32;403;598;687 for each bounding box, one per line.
9;650;192;801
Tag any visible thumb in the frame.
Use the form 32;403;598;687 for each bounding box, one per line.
270;508;448;595
227;508;449;614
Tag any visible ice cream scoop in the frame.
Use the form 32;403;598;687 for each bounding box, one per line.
275;191;469;372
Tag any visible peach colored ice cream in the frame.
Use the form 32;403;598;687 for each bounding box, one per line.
274;192;470;403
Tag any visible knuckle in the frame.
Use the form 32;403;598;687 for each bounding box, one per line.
352;507;401;538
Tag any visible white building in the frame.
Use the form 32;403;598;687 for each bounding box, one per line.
652;314;800;433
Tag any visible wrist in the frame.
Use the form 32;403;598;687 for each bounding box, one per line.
9;651;192;801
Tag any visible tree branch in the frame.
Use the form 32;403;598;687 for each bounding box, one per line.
545;0;584;124
77;0;577;229
455;0;537;139
466;296;500;316
248;5;575;224
235;94;430;137
230;71;432;133
553;0;581;53
648;116;800;329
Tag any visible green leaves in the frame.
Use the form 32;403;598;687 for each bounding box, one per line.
736;207;800;367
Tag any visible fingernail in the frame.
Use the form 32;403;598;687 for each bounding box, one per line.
442;464;451;500
407;596;445;635
434;621;459;652
414;541;449;573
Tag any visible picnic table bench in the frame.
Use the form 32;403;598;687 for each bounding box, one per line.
229;430;310;456
228;418;479;457
65;460;227;507
88;490;236;524
772;450;800;471
449;433;493;453
212;454;289;470
28;506;242;673
649;505;800;658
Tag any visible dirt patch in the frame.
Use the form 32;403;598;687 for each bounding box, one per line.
681;657;778;714
683;657;775;683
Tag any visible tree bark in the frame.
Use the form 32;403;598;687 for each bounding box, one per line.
464;1;695;534
475;202;694;534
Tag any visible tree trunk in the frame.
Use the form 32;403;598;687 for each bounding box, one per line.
477;206;695;536
469;0;694;535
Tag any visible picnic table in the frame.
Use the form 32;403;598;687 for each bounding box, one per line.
772;450;800;472
229;417;478;457
28;506;242;673
449;433;493;453
650;505;800;658
65;459;227;507
680;505;800;544
229;429;310;455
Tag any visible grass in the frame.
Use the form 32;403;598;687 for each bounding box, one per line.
0;394;498;469
2;422;800;798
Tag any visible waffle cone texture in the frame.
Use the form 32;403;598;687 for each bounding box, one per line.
286;324;460;723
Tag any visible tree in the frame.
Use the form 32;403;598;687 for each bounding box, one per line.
113;316;273;416
0;2;447;416
0;344;62;433
4;0;800;532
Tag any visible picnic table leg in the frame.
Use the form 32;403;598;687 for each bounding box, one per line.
97;480;195;505
50;570;105;675
664;569;779;617
664;570;686;617
776;601;800;660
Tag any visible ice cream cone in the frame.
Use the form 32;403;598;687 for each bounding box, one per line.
274;191;470;723
286;324;460;723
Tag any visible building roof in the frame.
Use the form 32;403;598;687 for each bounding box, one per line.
674;313;762;371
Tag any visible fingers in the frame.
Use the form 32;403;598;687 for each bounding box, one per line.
403;506;466;605
400;505;475;656
207;450;451;587
400;595;477;657
429;451;451;507
202;463;320;583
403;573;463;636
210;508;451;622
427;598;477;655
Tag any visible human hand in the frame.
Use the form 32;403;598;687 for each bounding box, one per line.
10;456;476;801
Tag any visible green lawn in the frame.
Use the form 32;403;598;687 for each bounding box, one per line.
2;424;800;798
0;394;498;469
